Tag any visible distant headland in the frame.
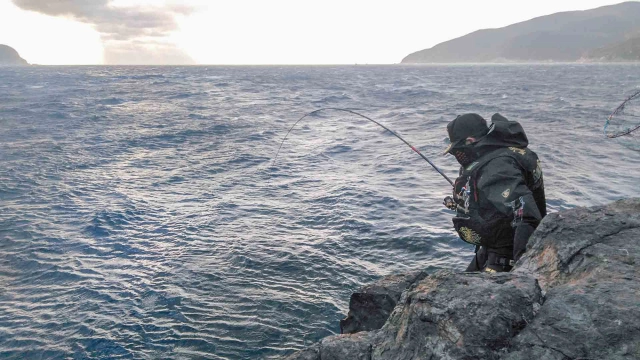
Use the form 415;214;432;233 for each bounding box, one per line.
0;45;29;66
402;2;640;63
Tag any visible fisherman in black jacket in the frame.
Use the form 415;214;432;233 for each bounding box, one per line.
443;113;547;272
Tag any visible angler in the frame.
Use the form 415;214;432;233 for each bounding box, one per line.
275;109;547;272
443;113;547;272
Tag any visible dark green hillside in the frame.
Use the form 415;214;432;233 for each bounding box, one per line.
402;2;640;63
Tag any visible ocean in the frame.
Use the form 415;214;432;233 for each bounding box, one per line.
1;64;639;359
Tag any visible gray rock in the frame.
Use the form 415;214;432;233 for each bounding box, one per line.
319;332;373;360
509;198;640;359
282;333;374;360
281;198;640;360
340;270;428;334
371;271;542;360
282;344;319;360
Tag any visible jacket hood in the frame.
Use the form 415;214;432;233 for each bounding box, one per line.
473;113;529;154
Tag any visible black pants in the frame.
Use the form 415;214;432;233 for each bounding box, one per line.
465;246;513;272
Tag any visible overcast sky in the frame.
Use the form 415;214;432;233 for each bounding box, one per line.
0;0;635;65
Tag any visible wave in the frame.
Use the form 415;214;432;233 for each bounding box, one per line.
2;64;640;359
98;97;126;105
167;92;206;99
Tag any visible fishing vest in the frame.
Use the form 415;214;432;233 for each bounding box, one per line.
452;146;545;248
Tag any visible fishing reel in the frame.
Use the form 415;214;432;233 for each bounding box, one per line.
443;196;458;211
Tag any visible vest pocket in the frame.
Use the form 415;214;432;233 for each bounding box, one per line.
453;215;513;248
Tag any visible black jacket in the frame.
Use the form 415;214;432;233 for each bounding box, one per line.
451;114;547;261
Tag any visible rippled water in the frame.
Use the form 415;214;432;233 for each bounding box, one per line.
1;65;639;359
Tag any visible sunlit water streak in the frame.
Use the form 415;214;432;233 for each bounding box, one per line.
0;65;639;359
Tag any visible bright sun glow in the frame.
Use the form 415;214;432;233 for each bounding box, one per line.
0;0;634;65
0;1;103;65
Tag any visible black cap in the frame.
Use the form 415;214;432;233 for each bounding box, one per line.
443;113;489;154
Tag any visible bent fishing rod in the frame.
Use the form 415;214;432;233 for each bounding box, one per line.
272;108;454;187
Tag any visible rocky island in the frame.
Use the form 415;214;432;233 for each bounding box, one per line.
0;45;29;66
282;198;640;359
402;2;640;63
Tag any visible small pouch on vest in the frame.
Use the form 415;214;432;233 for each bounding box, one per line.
453;215;513;248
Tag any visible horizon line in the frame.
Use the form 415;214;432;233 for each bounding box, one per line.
11;61;640;66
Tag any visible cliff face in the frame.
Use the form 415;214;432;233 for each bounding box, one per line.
0;45;28;66
402;2;640;63
282;198;640;360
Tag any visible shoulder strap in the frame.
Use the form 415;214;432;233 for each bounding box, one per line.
462;148;515;177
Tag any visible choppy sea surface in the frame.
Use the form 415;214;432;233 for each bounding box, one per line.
1;65;639;359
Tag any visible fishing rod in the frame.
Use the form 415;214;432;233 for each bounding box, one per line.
272;108;454;186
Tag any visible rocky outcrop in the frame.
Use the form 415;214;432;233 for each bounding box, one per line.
507;198;640;359
282;198;640;359
339;270;429;334
0;45;28;66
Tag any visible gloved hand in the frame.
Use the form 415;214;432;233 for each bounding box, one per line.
443;196;457;210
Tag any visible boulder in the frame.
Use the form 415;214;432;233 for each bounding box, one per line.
281;198;640;360
508;198;640;359
340;270;428;334
370;271;542;360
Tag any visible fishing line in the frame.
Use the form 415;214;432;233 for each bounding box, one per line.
605;89;640;138
272;108;454;186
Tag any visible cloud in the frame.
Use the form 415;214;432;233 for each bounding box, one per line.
12;0;190;40
12;0;194;64
104;40;195;65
